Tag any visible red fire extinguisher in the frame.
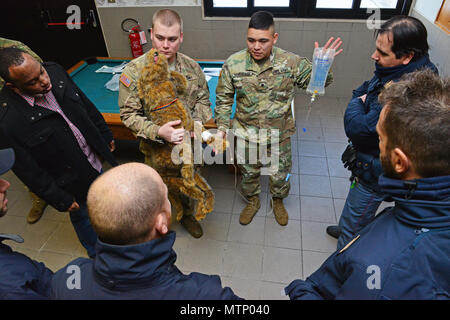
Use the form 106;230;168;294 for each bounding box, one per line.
129;25;143;58
122;18;144;58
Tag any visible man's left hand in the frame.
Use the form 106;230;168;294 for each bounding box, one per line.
315;37;343;57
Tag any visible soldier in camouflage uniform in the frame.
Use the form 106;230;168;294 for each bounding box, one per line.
215;11;342;226
118;9;212;238
0;37;48;225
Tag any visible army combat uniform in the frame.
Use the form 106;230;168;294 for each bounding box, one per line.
119;51;212;141
118;51;212;222
215;47;333;199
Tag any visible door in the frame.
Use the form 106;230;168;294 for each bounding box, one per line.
0;0;108;69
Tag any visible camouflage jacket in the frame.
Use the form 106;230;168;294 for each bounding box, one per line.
0;38;43;90
118;51;212;142
215;47;333;143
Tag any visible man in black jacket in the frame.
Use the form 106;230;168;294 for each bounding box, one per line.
0;47;117;257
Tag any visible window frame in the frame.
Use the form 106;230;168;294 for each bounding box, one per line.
203;0;413;19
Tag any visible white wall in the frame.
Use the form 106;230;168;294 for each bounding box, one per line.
414;0;443;22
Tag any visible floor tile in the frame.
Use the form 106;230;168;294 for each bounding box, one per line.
299;156;329;176
302;221;338;253
302;250;333;278
221;277;262;300
222;242;264;281
211;188;235;213
260;281;290;300
264;218;301;250
298;141;327;158
227;215;265;245
200;212;232;242
299;175;332;198
324;142;348;158
301;196;336;223
182;238;226;276
330;177;350;199
327;157;351;178
262;247;302;284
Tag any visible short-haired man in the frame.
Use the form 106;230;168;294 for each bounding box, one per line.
0;47;117;258
326;16;438;249
286;70;449;300
0;37;48;224
51;162;242;300
119;9;212;238
215;11;342;226
0;148;54;299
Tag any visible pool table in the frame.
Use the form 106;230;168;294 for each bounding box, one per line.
67;57;234;140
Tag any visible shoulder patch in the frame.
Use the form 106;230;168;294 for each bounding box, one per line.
119;73;132;88
338;235;360;254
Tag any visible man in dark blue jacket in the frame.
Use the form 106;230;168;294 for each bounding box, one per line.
326;16;439;249
286;70;449;300
0;148;53;299
51;162;241;300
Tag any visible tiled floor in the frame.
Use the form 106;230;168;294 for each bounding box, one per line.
0;92;392;299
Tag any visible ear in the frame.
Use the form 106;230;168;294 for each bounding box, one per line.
5;82;20;95
273;32;279;44
401;52;414;65
150;28;154;41
153;212;169;236
390;147;410;175
179;31;184;44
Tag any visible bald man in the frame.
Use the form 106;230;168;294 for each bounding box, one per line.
51;163;241;300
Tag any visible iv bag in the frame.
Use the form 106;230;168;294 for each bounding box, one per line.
306;47;335;96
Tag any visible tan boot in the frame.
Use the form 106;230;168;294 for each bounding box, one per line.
27;192;47;224
239;195;260;225
271;198;288;226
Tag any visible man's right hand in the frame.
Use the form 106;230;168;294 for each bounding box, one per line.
68;201;80;212
158;120;186;144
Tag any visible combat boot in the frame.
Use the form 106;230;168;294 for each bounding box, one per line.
27;192;47;224
239;195;260;225
180;215;203;238
271;198;288;226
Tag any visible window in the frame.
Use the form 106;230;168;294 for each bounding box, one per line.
203;0;413;19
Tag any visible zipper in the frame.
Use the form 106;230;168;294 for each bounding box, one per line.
412;227;450;249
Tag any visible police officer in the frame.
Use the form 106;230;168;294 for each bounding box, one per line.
119;9;212;238
0;37;48;224
215;11;342;226
326;16;438;250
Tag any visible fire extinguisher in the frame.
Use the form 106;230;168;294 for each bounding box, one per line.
122;18;144;58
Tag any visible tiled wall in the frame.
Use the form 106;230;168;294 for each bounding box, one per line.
411;9;450;77
97;6;380;98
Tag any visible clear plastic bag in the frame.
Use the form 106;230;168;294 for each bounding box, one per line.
306;47;335;97
105;74;121;92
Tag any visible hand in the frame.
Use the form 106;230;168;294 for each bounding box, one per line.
315;37;343;57
158;120;185;145
359;94;367;103
109;140;116;152
68;201;80;212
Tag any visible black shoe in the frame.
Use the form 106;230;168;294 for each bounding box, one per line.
326;225;341;239
180;215;203;238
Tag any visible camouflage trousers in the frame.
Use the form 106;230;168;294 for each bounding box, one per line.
237;137;292;199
